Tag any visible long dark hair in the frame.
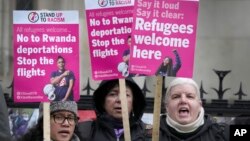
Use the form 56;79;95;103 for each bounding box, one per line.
155;57;174;76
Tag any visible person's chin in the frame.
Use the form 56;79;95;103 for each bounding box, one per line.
56;133;72;141
113;114;123;120
177;118;192;125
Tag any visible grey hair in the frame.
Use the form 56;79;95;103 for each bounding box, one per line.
165;78;200;104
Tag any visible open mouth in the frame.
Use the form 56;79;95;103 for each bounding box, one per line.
58;130;70;136
114;107;122;112
179;107;189;116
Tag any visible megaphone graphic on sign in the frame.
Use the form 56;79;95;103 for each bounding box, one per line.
117;62;129;77
43;84;56;101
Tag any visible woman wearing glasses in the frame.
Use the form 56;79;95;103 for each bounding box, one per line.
17;101;80;141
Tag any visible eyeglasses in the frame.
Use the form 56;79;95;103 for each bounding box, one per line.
52;114;78;125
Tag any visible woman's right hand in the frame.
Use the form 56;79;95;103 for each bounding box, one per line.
63;70;70;76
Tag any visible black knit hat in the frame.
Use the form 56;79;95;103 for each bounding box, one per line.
93;78;146;121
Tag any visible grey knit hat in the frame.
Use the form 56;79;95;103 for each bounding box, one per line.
39;101;78;120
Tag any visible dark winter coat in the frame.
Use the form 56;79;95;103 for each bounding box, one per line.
159;115;229;141
77;78;147;141
77;118;147;141
0;84;12;141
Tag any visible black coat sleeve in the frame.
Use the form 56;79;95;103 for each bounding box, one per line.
0;84;12;141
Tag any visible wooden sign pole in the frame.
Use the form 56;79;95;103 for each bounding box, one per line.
43;102;50;141
119;79;131;141
152;76;163;141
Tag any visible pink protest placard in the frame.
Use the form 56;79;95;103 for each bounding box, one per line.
85;0;136;80
130;0;199;78
13;11;79;102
